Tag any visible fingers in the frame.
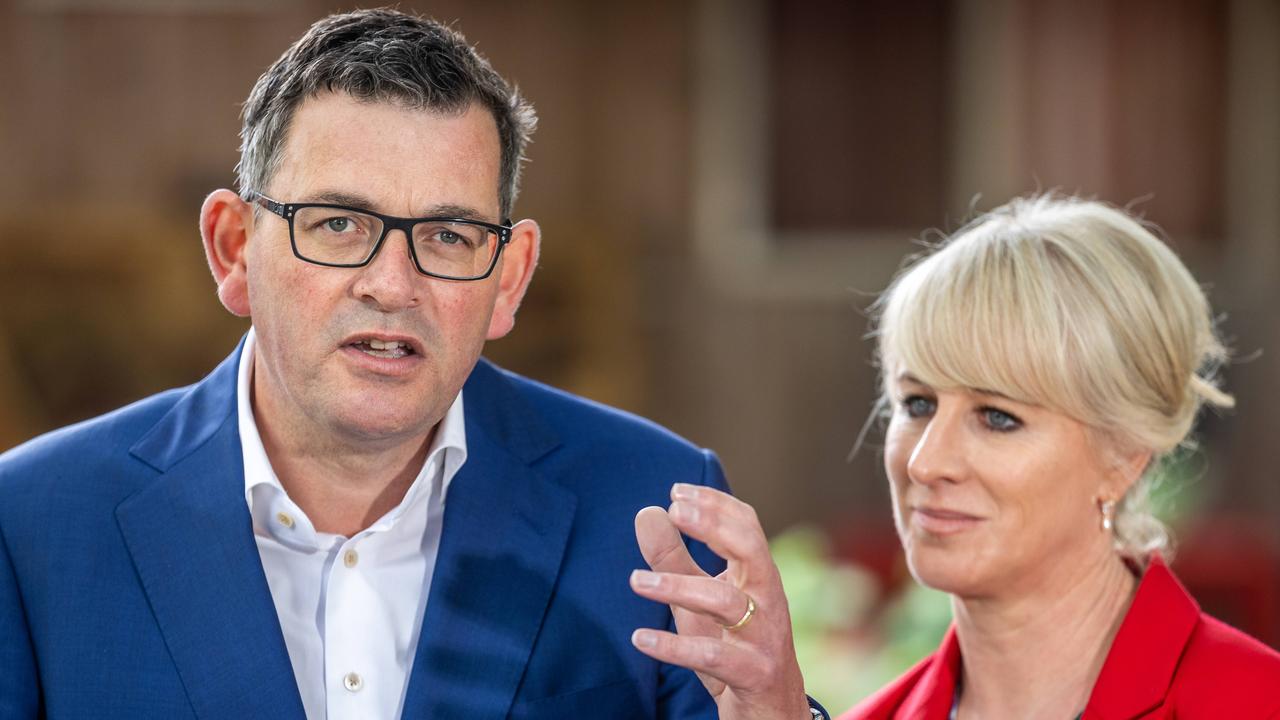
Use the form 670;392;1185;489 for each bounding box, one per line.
630;628;772;689
631;488;810;717
630;569;752;628
635;505;707;577
634;506;732;642
667;484;774;589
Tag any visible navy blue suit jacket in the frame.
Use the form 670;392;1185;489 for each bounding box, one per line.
0;341;726;719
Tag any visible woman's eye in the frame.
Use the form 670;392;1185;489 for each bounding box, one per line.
902;395;935;418
981;407;1022;432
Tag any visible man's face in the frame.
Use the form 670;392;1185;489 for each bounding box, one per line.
242;92;518;446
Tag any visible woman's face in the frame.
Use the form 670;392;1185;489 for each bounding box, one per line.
884;367;1120;599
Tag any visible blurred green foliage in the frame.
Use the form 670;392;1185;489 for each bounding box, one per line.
1147;446;1207;529
771;526;949;712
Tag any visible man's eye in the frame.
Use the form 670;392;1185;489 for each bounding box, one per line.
981;407;1022;432
436;230;464;245
902;395;935;418
322;216;360;233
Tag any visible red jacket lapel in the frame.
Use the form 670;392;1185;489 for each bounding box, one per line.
1083;556;1200;719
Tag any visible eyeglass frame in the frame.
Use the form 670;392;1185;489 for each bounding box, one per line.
247;191;514;281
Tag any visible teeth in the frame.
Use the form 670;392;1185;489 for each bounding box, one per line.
356;338;412;360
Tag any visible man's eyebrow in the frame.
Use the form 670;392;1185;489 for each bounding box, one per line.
305;190;378;210
301;192;490;221
426;204;488;221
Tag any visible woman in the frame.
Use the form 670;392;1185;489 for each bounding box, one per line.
628;195;1280;719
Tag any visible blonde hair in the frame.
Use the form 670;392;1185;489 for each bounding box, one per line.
873;194;1232;558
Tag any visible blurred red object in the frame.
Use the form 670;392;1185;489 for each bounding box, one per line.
829;516;909;603
1172;515;1280;650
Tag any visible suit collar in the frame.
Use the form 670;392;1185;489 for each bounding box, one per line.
121;345;572;719
458;358;561;464
1084;555;1200;719
116;336;305;720
400;358;577;718
129;335;247;473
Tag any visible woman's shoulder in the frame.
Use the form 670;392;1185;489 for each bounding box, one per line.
1181;611;1280;683
1165;611;1280;715
1129;558;1280;712
1192;611;1280;660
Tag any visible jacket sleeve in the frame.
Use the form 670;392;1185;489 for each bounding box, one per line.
0;511;40;719
655;449;731;719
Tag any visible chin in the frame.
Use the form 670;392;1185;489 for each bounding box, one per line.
903;538;989;596
329;405;433;442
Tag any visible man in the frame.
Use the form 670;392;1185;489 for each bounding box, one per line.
0;10;726;719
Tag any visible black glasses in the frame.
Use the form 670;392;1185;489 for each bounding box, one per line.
249;192;513;281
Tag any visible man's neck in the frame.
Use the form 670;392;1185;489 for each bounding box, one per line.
257;423;435;537
951;547;1138;720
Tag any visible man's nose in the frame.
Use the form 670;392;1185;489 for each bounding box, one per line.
351;229;422;311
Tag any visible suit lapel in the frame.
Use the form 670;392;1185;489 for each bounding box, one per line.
400;360;576;720
1083;557;1199;719
116;341;305;720
899;626;962;720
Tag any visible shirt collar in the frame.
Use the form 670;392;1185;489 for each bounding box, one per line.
236;327;468;536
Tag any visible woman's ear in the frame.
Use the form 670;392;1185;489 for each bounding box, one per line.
1106;441;1153;500
200;189;255;317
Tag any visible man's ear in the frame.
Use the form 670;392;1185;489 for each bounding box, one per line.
200;189;254;317
486;218;541;340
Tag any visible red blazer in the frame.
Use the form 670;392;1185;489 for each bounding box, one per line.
839;557;1280;719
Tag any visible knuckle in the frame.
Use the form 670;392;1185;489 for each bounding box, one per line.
739;535;768;563
658;573;679;593
646;540;683;570
701;641;723;668
741;647;774;683
721;579;742;607
758;652;778;680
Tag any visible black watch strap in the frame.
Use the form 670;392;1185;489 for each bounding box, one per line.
807;695;831;720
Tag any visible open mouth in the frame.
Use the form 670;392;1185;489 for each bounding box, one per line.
350;338;417;360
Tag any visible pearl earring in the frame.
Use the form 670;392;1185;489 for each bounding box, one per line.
1098;498;1116;532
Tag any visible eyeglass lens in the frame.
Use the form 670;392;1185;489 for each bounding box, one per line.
292;206;499;278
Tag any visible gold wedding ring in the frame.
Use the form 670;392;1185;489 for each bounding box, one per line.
721;594;756;631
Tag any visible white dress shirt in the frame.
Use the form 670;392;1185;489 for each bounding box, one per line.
236;328;467;720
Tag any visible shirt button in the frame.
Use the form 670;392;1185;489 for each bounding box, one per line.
276;512;295;529
343;671;363;692
343;549;359;568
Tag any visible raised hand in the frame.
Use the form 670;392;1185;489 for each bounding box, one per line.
630;483;812;720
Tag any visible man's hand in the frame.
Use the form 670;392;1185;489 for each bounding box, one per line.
630;483;812;720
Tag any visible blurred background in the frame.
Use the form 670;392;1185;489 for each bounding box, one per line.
2;0;1277;708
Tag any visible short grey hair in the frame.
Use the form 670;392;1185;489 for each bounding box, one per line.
237;8;537;219
874;194;1233;560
